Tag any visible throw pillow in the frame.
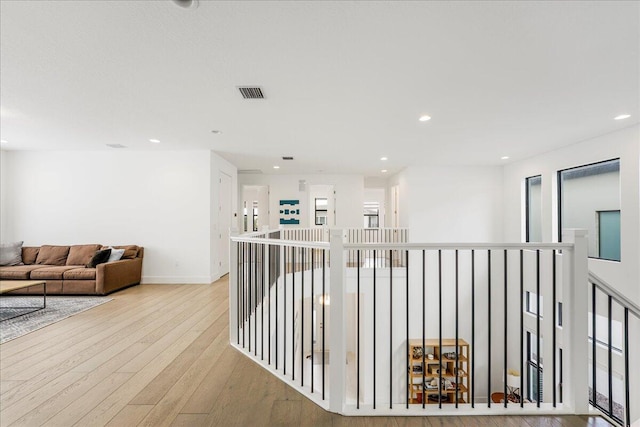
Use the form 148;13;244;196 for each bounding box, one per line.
107;247;125;262
21;247;40;265
0;241;24;266
114;245;138;259
67;244;102;266
35;245;71;265
86;249;112;268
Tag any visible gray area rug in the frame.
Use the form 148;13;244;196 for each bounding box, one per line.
0;296;112;344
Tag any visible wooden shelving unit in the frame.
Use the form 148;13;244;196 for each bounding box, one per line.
408;338;470;404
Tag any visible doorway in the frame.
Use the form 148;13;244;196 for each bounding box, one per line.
242;185;270;232
219;172;232;275
309;185;335;227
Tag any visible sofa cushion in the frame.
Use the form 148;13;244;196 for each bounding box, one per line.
22;247;40;265
66;245;101;266
0;265;45;280
0;241;24;266
66;244;102;266
63;267;97;280
30;266;79;280
62;280;96;294
103;245;139;259
35;245;70;266
86;249;111;268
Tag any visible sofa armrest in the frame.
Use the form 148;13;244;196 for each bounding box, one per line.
96;257;143;295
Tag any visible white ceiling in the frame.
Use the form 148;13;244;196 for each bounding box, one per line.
1;1;638;176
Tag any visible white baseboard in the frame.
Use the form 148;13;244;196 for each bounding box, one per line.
141;276;214;285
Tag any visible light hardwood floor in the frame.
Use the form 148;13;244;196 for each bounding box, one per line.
0;278;612;427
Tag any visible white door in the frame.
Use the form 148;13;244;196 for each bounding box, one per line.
219;172;232;275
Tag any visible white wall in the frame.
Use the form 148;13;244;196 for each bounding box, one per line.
237;174;364;230
392;166;505;243
503;124;640;304
0;149;9;241
1;150;237;284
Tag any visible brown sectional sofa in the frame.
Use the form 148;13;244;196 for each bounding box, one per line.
0;244;144;295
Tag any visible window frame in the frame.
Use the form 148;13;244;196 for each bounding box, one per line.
315;197;328;226
525;175;542;243
557;158;621;261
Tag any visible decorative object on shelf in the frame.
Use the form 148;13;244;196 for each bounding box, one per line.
427;393;449;403
506;369;521;402
412;346;424;359
427;353;434;360
425;378;439;390
443;352;457;359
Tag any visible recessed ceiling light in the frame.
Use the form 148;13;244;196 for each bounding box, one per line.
0;140;7;144
273;166;280;169
211;130;222;134
380;157;388;161
501;156;510;160
171;0;199;9
614;114;631;120
149;139;161;143
381;169;388;173
419;115;431;122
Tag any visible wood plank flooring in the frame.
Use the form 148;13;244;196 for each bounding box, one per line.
0;278;612;426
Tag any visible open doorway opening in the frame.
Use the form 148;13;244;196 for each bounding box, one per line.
309;185;335;227
241;185;269;232
363;188;385;228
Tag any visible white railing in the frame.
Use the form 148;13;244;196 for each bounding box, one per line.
279;227;410;267
588;272;640;426
228;228;614;419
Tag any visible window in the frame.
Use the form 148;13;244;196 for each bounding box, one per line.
363;202;380;228
558;159;620;261
315;198;328;225
243;201;248;232
526;291;543;318
557;302;563;327
252;201;259;231
526;175;542;242
598;210;621;261
527;332;543;402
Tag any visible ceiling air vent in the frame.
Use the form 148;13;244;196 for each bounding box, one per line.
238;86;265;99
106;144;127;149
282;156;294;160
238;169;263;174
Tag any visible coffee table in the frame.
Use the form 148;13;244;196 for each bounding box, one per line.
0;280;47;321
